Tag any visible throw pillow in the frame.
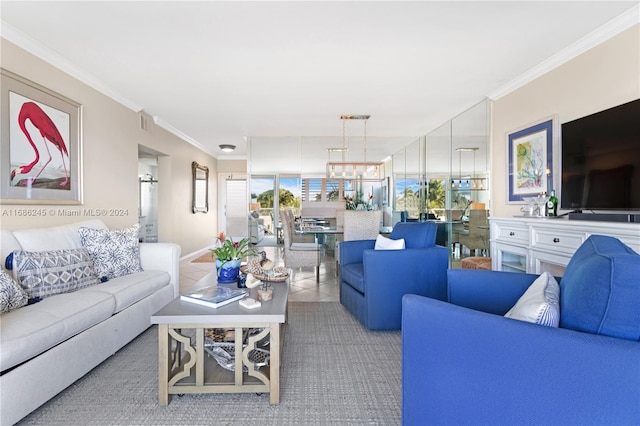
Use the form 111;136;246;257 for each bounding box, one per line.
505;272;560;327
78;224;143;280
374;234;405;250
0;269;28;314
13;248;100;301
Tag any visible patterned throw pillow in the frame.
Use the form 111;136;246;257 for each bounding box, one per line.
0;269;28;313
78;224;143;280
13;248;100;300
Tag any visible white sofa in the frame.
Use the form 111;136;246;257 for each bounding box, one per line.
0;220;180;425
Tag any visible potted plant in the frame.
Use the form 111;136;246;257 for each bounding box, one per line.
211;232;256;283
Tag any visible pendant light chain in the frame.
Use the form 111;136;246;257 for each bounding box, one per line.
363;118;367;163
342;117;346;162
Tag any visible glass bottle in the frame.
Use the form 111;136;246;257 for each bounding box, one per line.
547;189;558;217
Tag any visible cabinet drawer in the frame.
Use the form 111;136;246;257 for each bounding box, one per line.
492;222;528;244
531;228;585;253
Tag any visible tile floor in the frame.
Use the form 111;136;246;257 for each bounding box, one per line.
179;243;340;302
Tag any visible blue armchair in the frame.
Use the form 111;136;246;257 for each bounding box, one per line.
340;222;449;330
402;235;640;425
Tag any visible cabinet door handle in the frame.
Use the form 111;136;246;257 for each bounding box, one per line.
509;232;515;236
553;237;560;243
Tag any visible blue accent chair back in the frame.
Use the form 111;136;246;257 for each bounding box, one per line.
389;221;437;248
339;222;449;330
402;235;640;425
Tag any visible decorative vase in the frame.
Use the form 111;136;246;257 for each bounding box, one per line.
215;258;242;284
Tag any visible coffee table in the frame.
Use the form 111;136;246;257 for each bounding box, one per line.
150;271;288;405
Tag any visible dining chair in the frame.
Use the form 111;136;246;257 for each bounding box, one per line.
280;209;320;282
335;210;382;271
457;209;490;256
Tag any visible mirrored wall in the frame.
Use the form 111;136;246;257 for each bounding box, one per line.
391;99;490;265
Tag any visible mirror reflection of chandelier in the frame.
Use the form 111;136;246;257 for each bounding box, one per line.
451;147;487;190
326;115;385;181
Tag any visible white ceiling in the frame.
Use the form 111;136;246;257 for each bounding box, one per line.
1;1;638;161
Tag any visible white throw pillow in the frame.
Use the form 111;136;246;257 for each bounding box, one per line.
505;272;560;327
374;234;405;250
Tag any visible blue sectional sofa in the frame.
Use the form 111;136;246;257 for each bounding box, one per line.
402;235;640;425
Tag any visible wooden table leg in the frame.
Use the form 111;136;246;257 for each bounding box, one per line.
269;322;280;404
158;324;169;406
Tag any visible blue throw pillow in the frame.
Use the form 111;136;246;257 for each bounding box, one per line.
560;235;640;341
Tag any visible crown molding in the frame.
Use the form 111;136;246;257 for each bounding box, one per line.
153;117;219;158
488;5;640;100
1;21;144;112
0;21;215;154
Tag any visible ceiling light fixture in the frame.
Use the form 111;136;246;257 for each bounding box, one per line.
326;115;384;181
219;144;236;152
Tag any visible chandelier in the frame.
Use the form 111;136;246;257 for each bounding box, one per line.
326;115;385;181
450;147;486;190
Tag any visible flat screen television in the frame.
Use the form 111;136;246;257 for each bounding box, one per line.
560;99;640;212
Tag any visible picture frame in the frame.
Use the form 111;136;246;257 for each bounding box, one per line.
507;117;554;203
1;68;83;204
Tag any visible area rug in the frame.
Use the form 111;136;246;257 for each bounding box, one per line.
18;302;401;425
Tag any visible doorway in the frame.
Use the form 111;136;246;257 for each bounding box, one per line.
225;177;248;239
138;155;159;242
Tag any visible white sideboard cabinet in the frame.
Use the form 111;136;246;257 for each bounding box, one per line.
490;217;640;276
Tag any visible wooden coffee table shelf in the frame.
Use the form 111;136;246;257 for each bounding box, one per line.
151;272;288;405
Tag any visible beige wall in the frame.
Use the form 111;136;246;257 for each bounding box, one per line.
491;24;640;217
217;159;247;174
1;39;218;256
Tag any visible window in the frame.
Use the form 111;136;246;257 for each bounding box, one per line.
325;180;341;201
302;178;323;202
279;175;301;215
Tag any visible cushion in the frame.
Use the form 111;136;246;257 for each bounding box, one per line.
505;272;560;327
290;242;319;251
11;219;108;252
560;235;640;341
96;270;170;313
0;270;28;314
13;248;100;300
341;263;366;293
79;224;144;280
374;234;405;250
0;288;116;372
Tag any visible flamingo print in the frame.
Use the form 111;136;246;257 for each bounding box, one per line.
11;101;70;188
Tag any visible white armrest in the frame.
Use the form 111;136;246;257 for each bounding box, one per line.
139;243;181;297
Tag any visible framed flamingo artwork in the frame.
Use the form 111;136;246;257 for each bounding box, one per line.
507;117;555;203
1;69;83;204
